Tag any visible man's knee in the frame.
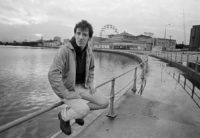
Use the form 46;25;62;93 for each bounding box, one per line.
68;99;90;118
74;103;90;118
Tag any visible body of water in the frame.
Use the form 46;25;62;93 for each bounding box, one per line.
0;46;138;138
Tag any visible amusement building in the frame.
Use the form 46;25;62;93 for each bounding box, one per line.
91;24;176;51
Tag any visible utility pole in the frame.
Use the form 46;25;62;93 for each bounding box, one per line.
164;24;171;51
169;35;172;50
183;9;186;45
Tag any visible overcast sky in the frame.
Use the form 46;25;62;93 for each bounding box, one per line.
0;0;199;44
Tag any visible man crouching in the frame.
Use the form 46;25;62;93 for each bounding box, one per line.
48;20;109;135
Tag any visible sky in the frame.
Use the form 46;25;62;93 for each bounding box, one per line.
0;0;200;44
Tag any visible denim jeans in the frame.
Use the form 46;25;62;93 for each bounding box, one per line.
61;84;108;121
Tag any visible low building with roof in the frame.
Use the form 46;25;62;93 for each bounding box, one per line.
93;31;176;51
96;31;154;50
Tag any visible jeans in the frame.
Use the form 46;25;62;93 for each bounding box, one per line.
61;84;108;121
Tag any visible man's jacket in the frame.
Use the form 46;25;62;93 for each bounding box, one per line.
48;42;95;99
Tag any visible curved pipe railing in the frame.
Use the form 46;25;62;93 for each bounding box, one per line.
166;68;200;109
0;51;148;135
151;51;200;73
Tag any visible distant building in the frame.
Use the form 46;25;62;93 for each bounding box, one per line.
92;31;176;51
154;38;176;51
190;25;200;50
90;36;101;49
136;35;152;40
136;35;154;50
54;36;61;42
109;31;136;40
98;31;155;50
63;39;70;44
42;40;61;47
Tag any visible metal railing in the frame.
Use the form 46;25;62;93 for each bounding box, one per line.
152;51;200;73
0;51;148;136
166;69;200;109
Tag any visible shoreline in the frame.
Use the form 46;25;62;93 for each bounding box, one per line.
0;44;59;49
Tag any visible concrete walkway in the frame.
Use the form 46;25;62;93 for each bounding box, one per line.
73;56;200;138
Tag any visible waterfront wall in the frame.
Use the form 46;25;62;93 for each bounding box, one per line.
94;49;143;63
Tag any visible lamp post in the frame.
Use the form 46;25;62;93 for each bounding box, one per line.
169;35;172;50
164;24;171;51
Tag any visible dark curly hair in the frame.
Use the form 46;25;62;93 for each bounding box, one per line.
74;20;93;38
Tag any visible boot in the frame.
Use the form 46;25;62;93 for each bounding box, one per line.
58;112;71;135
75;118;84;126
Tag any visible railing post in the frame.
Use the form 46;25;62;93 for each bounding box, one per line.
139;63;145;96
144;60;147;73
184;77;186;89
132;67;137;93
195;56;199;72
164;52;165;59
173;72;175;78
167;52;168;60
178;73;180;83
168;52;170;62
187;54;189;66
146;57;148;73
171;52;172;61
107;78;117;118
192;84;195;98
175;52;177;62
181;53;183;63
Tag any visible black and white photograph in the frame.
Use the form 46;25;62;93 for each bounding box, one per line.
0;0;200;138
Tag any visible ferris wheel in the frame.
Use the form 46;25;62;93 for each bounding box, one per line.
100;24;118;38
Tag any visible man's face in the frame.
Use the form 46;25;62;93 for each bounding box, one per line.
74;28;90;49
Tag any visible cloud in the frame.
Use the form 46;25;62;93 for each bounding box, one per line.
0;0;200;43
0;0;49;25
34;33;43;37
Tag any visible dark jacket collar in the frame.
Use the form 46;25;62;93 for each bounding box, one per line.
70;37;87;55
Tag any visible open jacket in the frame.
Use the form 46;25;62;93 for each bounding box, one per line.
48;42;95;99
